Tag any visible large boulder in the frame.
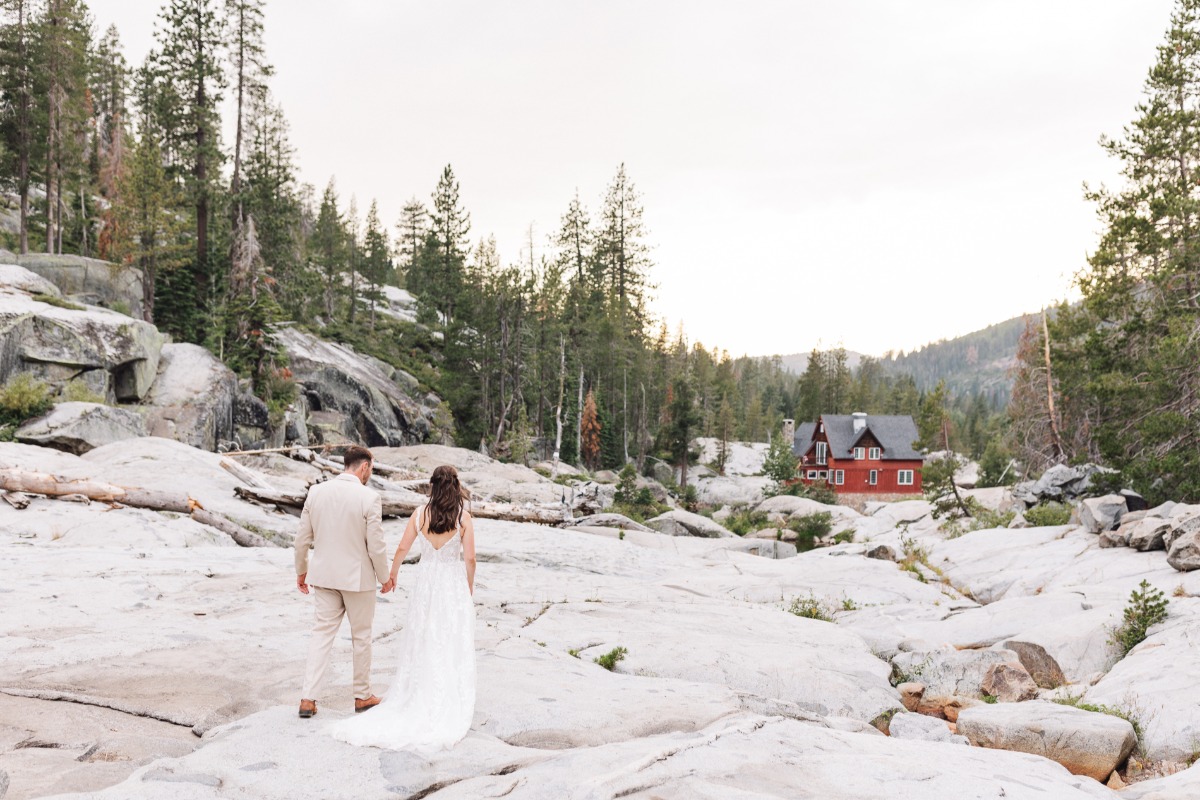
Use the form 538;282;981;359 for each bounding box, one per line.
890;647;1026;701
980;662;1039;702
1129;518;1173;552
1013;463;1118;506
16;253;144;318
273;325;438;447
0;276;163;401
693;475;772;506
957;700;1137;781
646;509;737;538
1167;531;1200;572
1079;494;1127;534
139;344;239;452
15;401;146;454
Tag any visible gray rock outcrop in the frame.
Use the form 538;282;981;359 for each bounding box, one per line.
0;273;163;401
1167;531;1200;572
273;325;439;446
15;402;146;454
1012;463;1118;506
139;344;239;451
957;700;1137;781
16;253;144;318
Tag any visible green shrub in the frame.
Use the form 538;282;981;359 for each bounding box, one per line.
787;511;833;551
32;293;84;310
786;593;832;622
832;530;855;544
680;483;699;511
1024;502;1072;527
771;479;838;505
0;374;53;428
724;508;769;536
60;379;106;404
1110;580;1169;658
593;646;628;671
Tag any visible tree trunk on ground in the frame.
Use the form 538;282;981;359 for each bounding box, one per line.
0;468;276;547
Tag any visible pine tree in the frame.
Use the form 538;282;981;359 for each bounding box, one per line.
310;177;343;319
91;24;131;260
421;164;470;325
0;0;36;252
361;199;391;331
223;0;269;217
663;376;701;488
155;0;227;338
1029;0;1200;501
112;127;187;324
35;0;91;254
393;197;427;288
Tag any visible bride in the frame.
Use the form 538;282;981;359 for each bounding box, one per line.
329;465;477;751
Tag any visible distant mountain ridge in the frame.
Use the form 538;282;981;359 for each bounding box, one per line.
773;311;1037;404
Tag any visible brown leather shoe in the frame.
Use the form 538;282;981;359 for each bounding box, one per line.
354;695;381;713
298;699;317;718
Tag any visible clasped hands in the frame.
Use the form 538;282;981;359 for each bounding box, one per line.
295;572;396;594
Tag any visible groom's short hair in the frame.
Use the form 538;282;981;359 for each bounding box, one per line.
343;445;373;471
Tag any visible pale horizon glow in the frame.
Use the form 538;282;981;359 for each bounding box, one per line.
84;0;1175;358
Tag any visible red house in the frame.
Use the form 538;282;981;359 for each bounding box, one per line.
789;413;923;495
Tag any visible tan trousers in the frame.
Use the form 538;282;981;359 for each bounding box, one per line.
301;586;377;701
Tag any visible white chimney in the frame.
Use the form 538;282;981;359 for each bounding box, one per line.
852;412;867;434
782;419;795;443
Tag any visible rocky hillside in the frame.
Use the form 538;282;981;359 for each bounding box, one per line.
1;421;1199;797
0;254;445;453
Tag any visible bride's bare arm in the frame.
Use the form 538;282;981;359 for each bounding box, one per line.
385;514;420;591
462;512;477;595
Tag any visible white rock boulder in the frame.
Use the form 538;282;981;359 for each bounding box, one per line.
15;401;146;454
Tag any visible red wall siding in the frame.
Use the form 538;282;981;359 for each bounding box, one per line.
795;419;922;495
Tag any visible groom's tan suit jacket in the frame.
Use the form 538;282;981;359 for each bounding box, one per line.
294;473;389;591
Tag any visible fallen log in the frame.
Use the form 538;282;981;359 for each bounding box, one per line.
0;468;196;513
218;457;277;490
233;484;567;525
190;507;274;548
0;468;278;548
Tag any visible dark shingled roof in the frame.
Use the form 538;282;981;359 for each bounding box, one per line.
792;415;922;461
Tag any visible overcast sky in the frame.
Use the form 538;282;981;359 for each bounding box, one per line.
86;0;1176;357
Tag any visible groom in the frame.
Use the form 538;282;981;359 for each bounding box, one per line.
294;445;395;719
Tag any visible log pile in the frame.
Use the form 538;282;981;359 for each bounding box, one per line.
0;468;276;548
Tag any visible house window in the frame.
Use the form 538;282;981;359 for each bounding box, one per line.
869;470;878;486
807;470;818;480
818;470;828;480
815;441;827;465
833;470;844;485
853;447;865;460
869;447;881;460
898;470;914;486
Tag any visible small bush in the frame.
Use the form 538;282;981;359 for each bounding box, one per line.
841;597;859;611
593;646;628;671
832;530;855;544
786;593;832;622
60;379;106;404
787;511;833;551
771;479;838;505
32;293;84;310
680;483;699;511
0;374;54;429
724;508;769;536
982;694;998;704
1024;502;1072;527
1110;579;1169;658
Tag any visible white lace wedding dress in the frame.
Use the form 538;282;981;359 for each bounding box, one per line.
329;514;476;751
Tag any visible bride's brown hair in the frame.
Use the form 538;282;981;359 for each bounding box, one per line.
424;465;467;534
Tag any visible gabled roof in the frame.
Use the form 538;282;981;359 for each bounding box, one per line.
792;415;922;461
